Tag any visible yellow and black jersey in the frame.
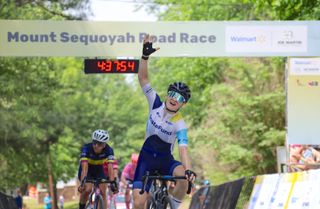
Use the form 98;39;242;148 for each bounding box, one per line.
79;143;115;166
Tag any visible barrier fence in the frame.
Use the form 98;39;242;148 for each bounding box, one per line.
0;191;18;209
189;169;320;209
190;178;255;209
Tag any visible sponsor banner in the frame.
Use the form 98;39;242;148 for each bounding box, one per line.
0;20;319;57
286;172;310;209
287;58;320;144
308;169;320;208
289;58;320;75
248;171;320;209
248;176;264;209
226;26;307;53
248;174;281;209
267;173;296;209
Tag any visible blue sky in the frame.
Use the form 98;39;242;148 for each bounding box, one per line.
90;0;157;21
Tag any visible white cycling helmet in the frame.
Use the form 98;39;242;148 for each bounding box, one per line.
92;129;109;143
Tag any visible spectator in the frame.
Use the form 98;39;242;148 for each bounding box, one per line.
59;195;64;209
15;189;23;209
43;192;52;209
290;144;320;171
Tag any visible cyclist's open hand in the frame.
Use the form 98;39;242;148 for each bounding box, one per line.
142;34;160;60
185;169;197;182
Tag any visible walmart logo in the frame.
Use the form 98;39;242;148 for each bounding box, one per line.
230;35;266;43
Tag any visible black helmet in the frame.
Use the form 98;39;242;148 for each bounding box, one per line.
167;82;191;102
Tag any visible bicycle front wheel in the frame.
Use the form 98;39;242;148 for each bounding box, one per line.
85;202;94;209
162;196;174;209
94;195;105;209
146;198;157;209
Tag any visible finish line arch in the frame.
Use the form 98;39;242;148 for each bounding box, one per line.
0;20;319;57
1;20;320;146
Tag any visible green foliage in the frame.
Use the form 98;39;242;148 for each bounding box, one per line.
0;0;90;20
150;0;320;20
0;0;91;190
1;0;319;192
138;0;320;183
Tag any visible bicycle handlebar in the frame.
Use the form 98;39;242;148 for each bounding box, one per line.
83;178;115;186
139;172;193;195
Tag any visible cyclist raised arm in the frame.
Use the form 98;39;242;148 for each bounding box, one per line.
138;34;159;87
78;129;118;209
133;34;196;209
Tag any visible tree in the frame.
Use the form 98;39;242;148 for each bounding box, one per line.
139;0;320;182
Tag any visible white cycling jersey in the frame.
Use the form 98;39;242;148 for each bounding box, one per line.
142;83;188;155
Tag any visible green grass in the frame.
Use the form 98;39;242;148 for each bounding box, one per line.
23;197;78;209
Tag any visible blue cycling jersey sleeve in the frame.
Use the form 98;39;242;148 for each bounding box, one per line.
176;129;188;146
105;145;115;163
80;144;89;159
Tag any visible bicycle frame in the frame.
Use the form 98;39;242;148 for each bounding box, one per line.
85;178;113;209
140;171;192;209
149;178;171;208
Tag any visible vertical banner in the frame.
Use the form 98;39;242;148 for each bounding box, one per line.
248;171;320;209
287;57;320;144
308;169;320;208
272;173;297;209
248;176;264;209
286;172;309;208
248;174;282;209
254;174;280;209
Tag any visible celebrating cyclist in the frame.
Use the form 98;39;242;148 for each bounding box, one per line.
78;129;118;209
121;153;139;209
133;34;196;209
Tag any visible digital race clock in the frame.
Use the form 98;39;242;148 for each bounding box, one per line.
84;59;139;74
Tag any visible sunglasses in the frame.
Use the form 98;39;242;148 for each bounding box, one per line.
167;91;186;103
92;140;105;147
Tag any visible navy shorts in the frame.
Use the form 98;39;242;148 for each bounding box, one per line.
78;164;107;181
133;149;182;192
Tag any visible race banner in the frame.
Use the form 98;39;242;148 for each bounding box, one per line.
0;20;319;57
248;174;281;209
286;172;312;209
287;57;320;144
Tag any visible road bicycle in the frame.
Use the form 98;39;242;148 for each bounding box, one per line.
82;178;114;209
140;171;192;209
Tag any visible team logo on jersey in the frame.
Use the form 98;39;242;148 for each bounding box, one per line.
149;115;172;135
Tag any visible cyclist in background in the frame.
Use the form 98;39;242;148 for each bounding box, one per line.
133;34;196;209
104;157;119;209
78;129;118;209
121;153;139;209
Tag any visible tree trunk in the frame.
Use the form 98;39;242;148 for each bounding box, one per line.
47;142;58;209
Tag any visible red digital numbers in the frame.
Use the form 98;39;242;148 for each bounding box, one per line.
85;59;139;74
127;61;135;71
97;61;112;72
114;61;127;72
